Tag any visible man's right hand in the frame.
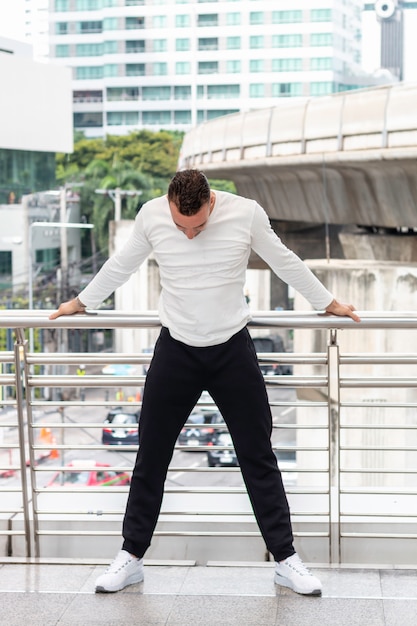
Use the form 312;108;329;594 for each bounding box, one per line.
49;298;86;320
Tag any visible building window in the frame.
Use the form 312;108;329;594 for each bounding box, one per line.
198;37;218;50
76;43;103;56
197;14;218;27
154;39;167;52
176;38;190;51
125;0;143;5
0;251;12;277
198;61;218;74
107;111;139;126
73;90;103;103
126;16;144;29
153;15;167;28
272;34;303;48
176;61;191;74
174;85;191;99
56;44;70;57
227;36;241;50
77;20;102;33
272;82;303;97
75;66;103;79
310;33;333;46
311;9;332;22
272;10;302;23
250;59;264;73
107;87;139;101
207;84;240;98
197;109;239;122
310;81;333;96
142;111;172;125
73;112;103;127
142;86;171;100
250;35;264;49
55;0;69;10
104;64;118;77
226;59;241;73
102;17;117;30
126;40;145;53
176;14;191;27
153;62;168;75
174;110;192;124
126;63;145;76
56;22;68;34
272;58;303;72
76;0;100;9
249;83;265;98
226;12;241;26
311;57;332;70
250;11;264;25
104;40;118;54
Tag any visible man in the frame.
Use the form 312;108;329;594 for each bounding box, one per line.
50;169;360;596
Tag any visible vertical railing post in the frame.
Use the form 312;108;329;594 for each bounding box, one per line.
13;332;32;557
327;329;341;565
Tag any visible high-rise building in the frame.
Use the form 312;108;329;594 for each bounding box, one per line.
41;0;373;138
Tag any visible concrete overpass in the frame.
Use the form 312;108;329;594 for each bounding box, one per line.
179;83;417;263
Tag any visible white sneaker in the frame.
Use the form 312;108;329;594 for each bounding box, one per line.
95;550;144;593
274;553;322;596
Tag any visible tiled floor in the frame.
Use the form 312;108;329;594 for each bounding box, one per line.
0;560;416;625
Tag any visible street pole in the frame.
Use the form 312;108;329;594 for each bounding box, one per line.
95;188;142;221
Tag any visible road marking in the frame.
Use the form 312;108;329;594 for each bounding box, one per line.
170;460;201;481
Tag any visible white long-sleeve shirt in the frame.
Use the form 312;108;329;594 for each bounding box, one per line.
79;190;333;347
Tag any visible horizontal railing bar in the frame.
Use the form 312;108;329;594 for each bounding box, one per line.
341;446;417;451
341;489;417;495
341;354;417;364
341;378;417;387
342;403;417;408
341;468;417;473
35;529;329;538
341;533;417;539
2;310;417;330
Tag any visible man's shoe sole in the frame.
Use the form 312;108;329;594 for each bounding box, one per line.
274;573;322;596
95;572;144;593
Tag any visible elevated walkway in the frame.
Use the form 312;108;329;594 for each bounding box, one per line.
0;560;416;626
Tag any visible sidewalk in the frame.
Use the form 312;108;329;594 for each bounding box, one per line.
0;560;416;625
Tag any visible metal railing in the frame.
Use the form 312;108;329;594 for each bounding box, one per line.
1;310;417;565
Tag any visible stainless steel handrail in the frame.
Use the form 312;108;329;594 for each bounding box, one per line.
1;310;416;563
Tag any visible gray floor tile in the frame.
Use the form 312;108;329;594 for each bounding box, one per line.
0;591;73;626
383;599;417;626
58;592;176;625
0;563;96;592
380;569;417;598
274;596;385;626
179;564;276;596
166;594;278;625
316;567;382;598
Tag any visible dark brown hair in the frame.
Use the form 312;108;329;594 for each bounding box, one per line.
167;169;210;216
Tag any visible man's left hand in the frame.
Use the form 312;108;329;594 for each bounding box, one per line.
325;299;361;323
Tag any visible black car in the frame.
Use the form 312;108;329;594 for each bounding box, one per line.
252;334;293;376
177;410;225;449
102;408;140;446
207;431;238;467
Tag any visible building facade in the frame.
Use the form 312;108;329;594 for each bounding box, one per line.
46;0;369;137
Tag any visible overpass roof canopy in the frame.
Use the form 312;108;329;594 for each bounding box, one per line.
179;83;417;229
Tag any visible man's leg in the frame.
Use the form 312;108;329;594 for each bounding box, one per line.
122;328;204;558
205;327;295;561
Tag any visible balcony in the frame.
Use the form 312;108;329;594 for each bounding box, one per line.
0;310;416;624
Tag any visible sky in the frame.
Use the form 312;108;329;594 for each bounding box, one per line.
0;0;26;41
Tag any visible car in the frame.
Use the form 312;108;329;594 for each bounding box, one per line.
252;334;293;376
206;431;239;467
46;461;131;487
177;410;225;449
102;408;140;446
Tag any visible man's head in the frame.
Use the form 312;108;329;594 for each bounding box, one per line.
168;169;215;239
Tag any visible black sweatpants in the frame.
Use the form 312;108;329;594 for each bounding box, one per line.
122;326;295;562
